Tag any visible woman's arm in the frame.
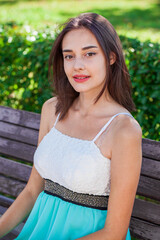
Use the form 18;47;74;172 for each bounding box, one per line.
76;117;142;240
0;98;57;238
0;166;44;238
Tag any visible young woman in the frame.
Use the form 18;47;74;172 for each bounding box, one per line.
0;12;142;240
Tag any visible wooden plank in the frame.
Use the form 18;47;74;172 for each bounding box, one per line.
0;175;26;197
0;205;7;215
137;175;160;201
0;106;40;129
0;157;32;182
0;195;14;208
0;137;36;163
130;217;160;240
0;231;18;240
142;138;160;161
141;157;160;180
0;122;38;146
132;198;160;225
0;224;25;240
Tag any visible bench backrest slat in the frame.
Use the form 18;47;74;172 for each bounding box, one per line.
132;198;160;225
0;106;40;129
137;175;160;201
142;138;160;161
0;195;14;208
0;157;31;182
0;138;36;163
0;175;26;198
141;157;160;180
0;121;38;145
130;218;160;240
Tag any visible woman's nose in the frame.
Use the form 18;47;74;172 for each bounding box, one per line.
73;57;85;70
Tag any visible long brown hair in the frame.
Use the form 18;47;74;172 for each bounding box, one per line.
48;12;136;120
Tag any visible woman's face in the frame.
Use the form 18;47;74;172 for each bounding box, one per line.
62;28;109;95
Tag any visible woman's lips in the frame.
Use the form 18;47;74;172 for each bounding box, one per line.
73;75;90;83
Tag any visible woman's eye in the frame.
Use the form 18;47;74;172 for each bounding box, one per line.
64;55;73;60
86;52;96;57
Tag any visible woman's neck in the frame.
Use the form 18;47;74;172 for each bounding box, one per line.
72;91;116;117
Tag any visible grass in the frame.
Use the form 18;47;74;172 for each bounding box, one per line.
0;0;160;43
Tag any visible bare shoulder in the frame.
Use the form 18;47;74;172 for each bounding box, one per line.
118;115;142;139
113;114;142;148
41;96;58;122
38;96;58;144
41;96;58;115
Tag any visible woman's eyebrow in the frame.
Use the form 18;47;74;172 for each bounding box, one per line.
62;45;98;52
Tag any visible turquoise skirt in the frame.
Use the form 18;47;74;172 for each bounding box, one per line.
15;191;131;240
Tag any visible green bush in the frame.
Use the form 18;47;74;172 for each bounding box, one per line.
0;22;159;140
121;36;160;141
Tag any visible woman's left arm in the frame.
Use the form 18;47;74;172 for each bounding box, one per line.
76;118;142;240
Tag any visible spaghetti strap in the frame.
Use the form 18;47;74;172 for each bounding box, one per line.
53;112;60;127
92;112;134;142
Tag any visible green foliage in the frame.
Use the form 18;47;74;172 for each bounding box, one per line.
121;36;160;140
0;22;57;112
0;22;159;140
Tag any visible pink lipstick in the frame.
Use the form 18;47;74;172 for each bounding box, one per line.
73;74;90;83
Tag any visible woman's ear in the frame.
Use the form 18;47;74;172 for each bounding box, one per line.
109;52;116;65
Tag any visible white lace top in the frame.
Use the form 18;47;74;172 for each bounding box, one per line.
34;112;134;196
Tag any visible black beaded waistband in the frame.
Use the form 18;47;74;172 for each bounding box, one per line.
44;179;109;210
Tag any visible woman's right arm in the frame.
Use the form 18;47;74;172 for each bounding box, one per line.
0;97;57;238
0;166;44;238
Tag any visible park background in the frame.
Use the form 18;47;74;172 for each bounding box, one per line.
0;0;160;141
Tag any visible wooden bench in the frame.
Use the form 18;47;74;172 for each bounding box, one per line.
0;105;160;240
